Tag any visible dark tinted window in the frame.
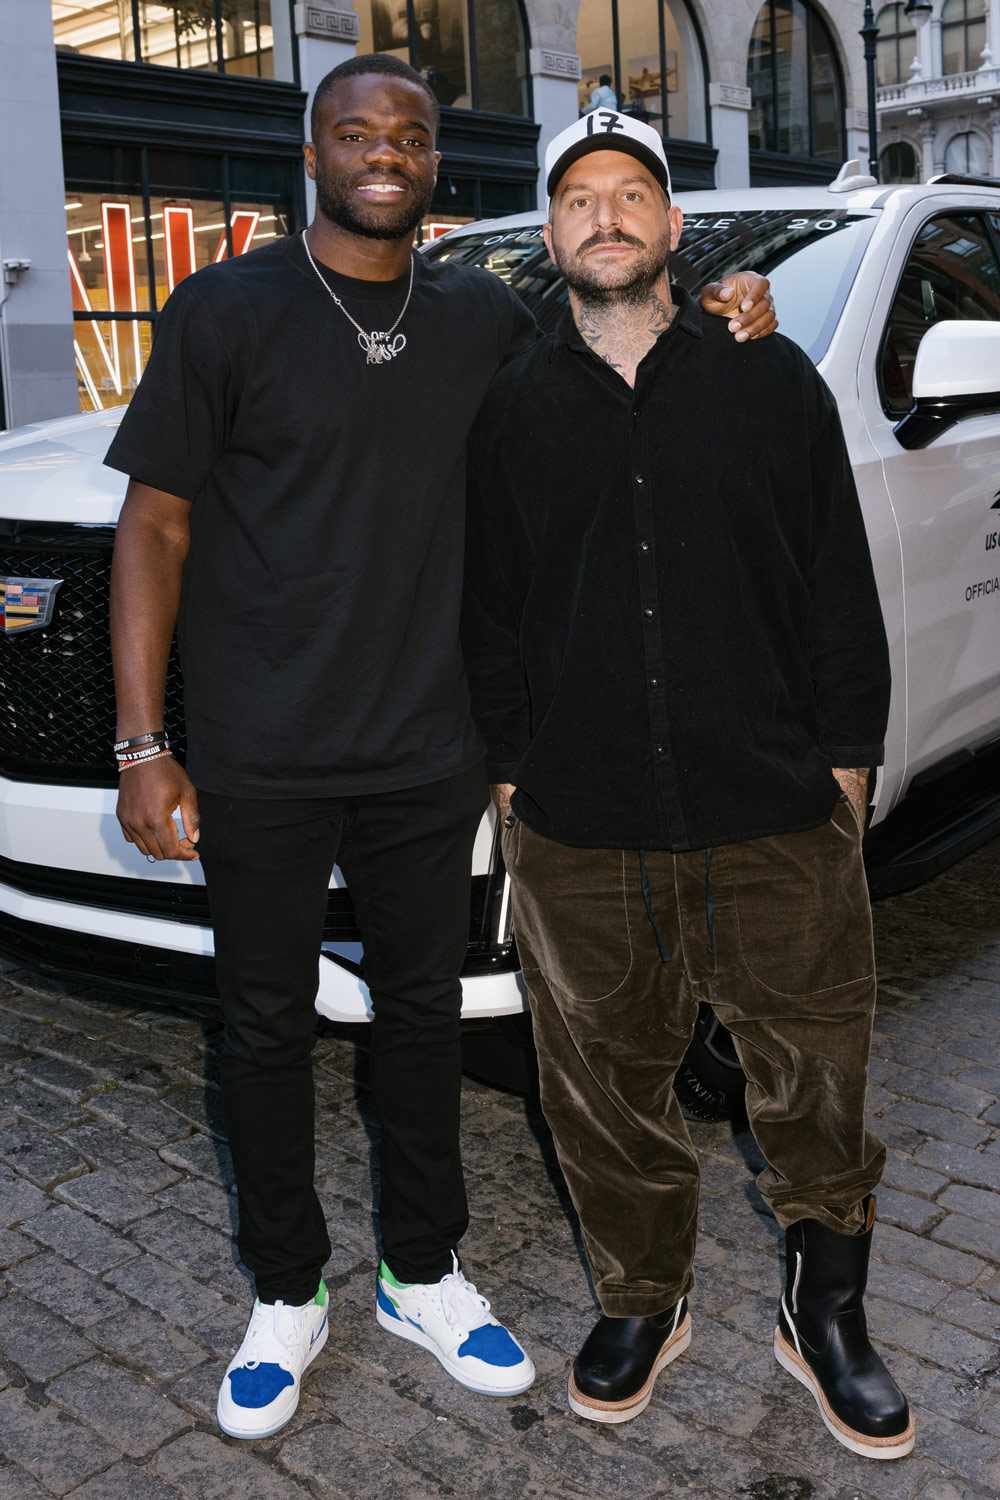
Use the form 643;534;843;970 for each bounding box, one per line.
880;213;1000;414
426;209;876;361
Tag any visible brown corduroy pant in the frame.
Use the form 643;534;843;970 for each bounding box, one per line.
504;796;886;1318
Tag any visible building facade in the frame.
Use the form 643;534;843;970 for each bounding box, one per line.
1;0;993;429
875;0;1000;185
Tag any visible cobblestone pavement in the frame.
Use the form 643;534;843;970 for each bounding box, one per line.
2;841;1000;1500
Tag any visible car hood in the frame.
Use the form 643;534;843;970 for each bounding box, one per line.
0;406;127;524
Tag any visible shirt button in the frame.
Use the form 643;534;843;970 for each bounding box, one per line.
643;607;654;619
635;474;645;485
649;677;659;688
639;540;650;552
655;743;665;755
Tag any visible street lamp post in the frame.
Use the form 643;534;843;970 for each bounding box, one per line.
860;1;881;179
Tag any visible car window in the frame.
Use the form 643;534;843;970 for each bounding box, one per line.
426;210;877;362
879;213;1000;416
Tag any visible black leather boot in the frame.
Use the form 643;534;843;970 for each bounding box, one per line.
568;1298;690;1423
775;1198;915;1459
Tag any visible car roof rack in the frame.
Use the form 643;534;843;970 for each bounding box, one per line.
927;172;1000;189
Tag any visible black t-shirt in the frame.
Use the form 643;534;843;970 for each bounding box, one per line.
105;233;536;797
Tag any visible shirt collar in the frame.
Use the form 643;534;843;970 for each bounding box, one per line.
556;282;704;354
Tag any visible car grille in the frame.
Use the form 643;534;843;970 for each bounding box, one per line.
0;523;184;785
0;522;515;972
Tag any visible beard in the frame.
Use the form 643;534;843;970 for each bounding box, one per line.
551;225;672;306
314;159;434;241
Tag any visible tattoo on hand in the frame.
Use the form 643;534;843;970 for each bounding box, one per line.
833;767;869;827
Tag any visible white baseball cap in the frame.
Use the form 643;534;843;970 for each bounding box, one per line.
545;110;673;204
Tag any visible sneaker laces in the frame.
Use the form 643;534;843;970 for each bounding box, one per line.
242;1300;303;1369
439;1269;491;1338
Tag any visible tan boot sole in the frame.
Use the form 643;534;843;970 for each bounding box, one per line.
773;1327;916;1460
568;1314;691;1425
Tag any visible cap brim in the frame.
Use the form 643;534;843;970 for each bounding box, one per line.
546;135;671;201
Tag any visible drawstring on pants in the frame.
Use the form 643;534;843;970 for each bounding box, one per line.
704;847;716;959
639;849;671;963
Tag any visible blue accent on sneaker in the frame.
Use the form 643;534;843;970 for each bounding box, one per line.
376;1281;403;1321
227;1362;295;1409
457;1323;524;1367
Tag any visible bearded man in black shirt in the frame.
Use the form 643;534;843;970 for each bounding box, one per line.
463;114;915;1459
108;56;776;1441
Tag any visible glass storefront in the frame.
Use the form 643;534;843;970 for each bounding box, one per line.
52;1;274;77
577;0;708;142
64;154;290;411
53;2;536;413
354;0;529;115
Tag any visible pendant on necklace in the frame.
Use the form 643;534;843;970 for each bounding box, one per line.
359;331;407;366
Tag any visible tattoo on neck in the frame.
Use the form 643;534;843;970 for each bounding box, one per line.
576;292;676;379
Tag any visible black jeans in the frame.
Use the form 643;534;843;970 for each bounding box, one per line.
198;761;487;1304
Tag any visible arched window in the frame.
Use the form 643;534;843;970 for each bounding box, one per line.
880;140;920;182
747;0;845;161
356;0;530;116
875;4;916;86
577;0;709;142
941;0;987;76
944;130;990;174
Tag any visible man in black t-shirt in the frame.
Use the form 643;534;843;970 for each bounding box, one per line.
108;54;777;1441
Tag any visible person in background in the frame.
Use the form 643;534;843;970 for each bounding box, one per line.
587;74;618;111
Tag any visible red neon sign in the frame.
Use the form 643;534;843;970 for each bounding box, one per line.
164;205;196;292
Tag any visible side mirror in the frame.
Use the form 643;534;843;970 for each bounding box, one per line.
895;320;1000;450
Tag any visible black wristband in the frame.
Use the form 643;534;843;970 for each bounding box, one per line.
113;730;165;753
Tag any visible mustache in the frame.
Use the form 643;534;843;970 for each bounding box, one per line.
576;230;646;256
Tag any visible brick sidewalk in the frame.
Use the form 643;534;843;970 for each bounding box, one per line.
1;839;999;1499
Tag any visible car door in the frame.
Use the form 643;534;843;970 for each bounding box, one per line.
859;201;1000;794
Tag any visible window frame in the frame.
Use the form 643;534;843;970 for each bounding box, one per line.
581;0;712;144
387;0;533;117
747;0;847;163
876;208;1000;419
875;2;916;87
91;1;274;77
943;129;991;175
941;0;988;76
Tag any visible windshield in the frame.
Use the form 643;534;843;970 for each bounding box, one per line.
425;209;877;364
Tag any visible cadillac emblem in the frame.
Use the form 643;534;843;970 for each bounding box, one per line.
0;578;64;636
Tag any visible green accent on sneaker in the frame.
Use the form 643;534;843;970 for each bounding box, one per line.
379;1259;413;1290
314;1280;328;1308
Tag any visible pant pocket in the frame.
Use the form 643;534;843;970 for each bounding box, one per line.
732;816;874;998
511;830;633;1002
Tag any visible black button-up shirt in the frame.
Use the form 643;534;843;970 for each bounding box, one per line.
462;289;891;851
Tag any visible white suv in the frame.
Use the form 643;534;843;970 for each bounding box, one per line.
1;166;999;1106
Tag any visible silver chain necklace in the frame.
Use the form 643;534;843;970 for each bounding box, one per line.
302;231;415;366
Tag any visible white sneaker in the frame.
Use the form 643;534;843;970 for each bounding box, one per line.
375;1254;535;1396
217;1281;329;1439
